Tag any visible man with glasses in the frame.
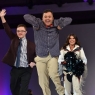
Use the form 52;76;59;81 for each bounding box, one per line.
0;9;36;95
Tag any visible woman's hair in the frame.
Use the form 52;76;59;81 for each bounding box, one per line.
62;33;81;49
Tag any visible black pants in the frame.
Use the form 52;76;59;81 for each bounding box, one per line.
10;67;32;95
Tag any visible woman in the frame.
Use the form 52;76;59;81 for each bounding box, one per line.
58;34;87;95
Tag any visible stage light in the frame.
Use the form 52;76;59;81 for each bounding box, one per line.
56;0;64;7
27;0;33;9
87;0;93;5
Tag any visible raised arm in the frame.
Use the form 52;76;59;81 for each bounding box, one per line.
0;9;15;40
54;17;72;30
23;14;41;30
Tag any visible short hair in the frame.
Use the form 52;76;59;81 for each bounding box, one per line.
42;9;54;16
17;24;27;30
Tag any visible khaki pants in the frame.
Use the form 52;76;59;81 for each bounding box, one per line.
35;54;64;95
64;71;82;95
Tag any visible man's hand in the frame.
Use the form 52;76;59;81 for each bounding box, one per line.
57;26;61;30
0;9;6;23
29;62;36;68
0;9;6;17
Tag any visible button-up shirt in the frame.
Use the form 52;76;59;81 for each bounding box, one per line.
24;14;72;57
14;37;28;67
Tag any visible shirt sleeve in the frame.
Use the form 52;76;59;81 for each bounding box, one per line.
3;22;15;40
54;17;72;29
80;48;87;65
23;14;41;30
58;49;65;64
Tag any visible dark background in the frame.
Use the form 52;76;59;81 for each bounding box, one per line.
0;1;95;95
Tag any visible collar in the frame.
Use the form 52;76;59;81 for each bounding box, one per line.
45;24;53;28
66;45;79;51
19;37;26;41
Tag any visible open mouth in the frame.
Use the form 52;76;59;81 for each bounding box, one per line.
46;21;50;23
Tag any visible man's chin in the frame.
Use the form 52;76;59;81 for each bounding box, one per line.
18;36;23;38
46;24;52;26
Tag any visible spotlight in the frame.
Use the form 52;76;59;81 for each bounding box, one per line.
27;0;33;9
56;0;63;7
88;0;93;5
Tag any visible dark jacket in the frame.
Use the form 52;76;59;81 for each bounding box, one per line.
2;22;36;66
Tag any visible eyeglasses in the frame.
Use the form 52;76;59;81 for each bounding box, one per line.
17;30;26;32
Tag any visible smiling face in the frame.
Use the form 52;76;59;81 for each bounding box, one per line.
16;26;27;38
69;36;76;46
42;12;54;26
